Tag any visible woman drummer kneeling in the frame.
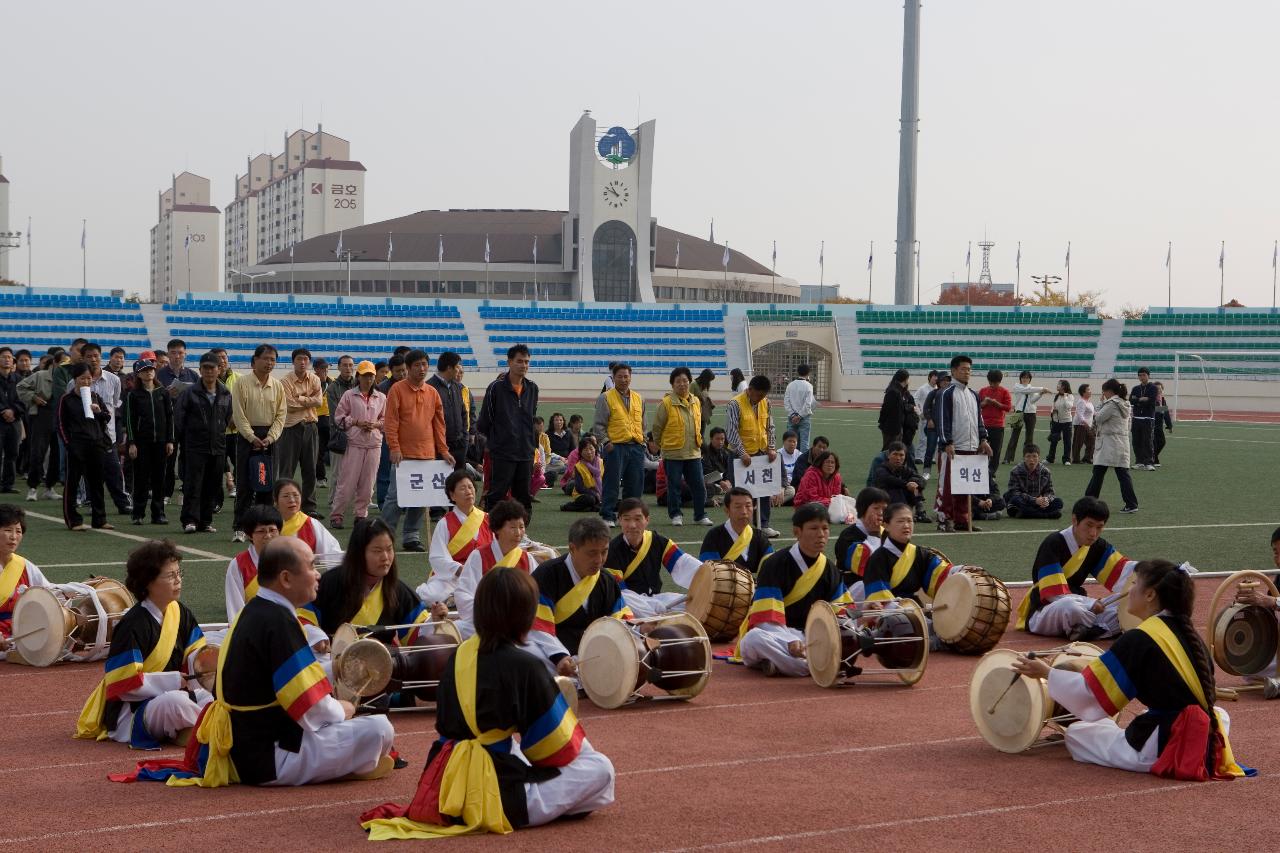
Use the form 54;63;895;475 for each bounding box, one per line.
74;540;212;748
1013;560;1253;780
360;567;616;838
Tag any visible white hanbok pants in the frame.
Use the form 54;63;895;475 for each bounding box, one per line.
267;714;395;786
1065;709;1231;773
621;589;686;620
111;689;212;745
738;624;809;677
1027;593;1121;638
515;738;617;825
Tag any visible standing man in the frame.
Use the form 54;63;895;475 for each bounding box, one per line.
936;354;992;533
175;352;233;533
324;355;357;513
123;357;173;525
74;342;131;515
725;375;779;538
1129;367;1157;471
783;364;817;452
0;349;26;494
277;348;322;517
18;350;61;501
230;345;287;540
477;344;538;515
382;349;453;552
157;338;198;504
312;358;331;488
428;351;468;470
592;362;645;528
212;347;239;501
978;369;1012;488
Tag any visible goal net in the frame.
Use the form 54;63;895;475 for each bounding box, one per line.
1172;351;1280;422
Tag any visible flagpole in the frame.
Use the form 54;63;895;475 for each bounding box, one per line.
1219;240;1225;307
290;244;295;294
81;219;86;290
819;240;824;287
867;240;873;303
965;241;971;306
1065;241;1071;305
26;217;31;287
1015;240;1021;301
532;235;538;302
437;234;443;293
185;226;192;294
1166;241;1172;309
771;240;777;300
485;233;491;296
914;240;921;306
1273;240;1277;311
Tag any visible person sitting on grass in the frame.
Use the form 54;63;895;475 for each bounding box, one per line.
971;491;1007;522
1003;444;1064;519
560;437;602;513
701;427;734;506
359;566;616;838
606;497;704;619
274;478;343;572
0;505;50;659
794;450;852;521
874;442;929;522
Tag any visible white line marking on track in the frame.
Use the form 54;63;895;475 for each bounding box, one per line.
3;709;75;718
23;510;230;559
0;752;182;776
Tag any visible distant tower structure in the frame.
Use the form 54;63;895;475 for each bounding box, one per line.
977;240;995;287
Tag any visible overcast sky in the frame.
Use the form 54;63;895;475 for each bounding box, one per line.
4;1;1279;309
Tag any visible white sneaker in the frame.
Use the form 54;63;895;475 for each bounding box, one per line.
605;519;617;528
25;488;37;502
40;488;61;500
232;531;247;543
671;516;684;526
922;472;932;481
696;516;715;526
763;527;781;538
1064;461;1072;466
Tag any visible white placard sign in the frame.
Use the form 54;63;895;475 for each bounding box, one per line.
948;455;989;495
732;454;784;499
394;459;455;507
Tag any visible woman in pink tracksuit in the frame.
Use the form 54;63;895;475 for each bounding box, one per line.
330;361;386;528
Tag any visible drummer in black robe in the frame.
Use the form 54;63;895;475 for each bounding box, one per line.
833;487;889;599
734;502;851;678
532;517;632;674
698;487;772;574
75;540;210;749
607;498;704;618
309;518;430;641
862;503;956;607
359;567;616;838
1013;559;1252;780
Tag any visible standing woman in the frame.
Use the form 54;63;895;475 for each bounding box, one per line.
1084;379;1138;513
692;369;716;437
1071;383;1096;464
59;363;113;531
329;360;386;530
1004;371;1050;464
310;517;427;637
730;368;747;395
651;366;709;526
877;369;911;450
1045;380;1075;465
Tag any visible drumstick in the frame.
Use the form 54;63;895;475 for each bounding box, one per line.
8;625;48;642
986;652;1038;715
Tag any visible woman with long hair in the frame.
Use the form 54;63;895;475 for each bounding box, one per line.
310;517;426;637
730;368;747;394
877;369;913;451
1083;379;1138;513
1014;560;1252;780
1046;379;1075;464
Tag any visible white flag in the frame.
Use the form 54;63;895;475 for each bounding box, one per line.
387;233;394;261
438;235;444;263
289;241;294;260
675;239;681;268
484;235;491;263
964;244;970;266
1065;241;1071;268
335;229;344;257
1219;242;1225;270
1016;241;1021;271
184;232;190;250
1165;243;1171;268
867;243;873;271
721;243;730;269
628;237;635;271
532;235;538;263
80;222;86;250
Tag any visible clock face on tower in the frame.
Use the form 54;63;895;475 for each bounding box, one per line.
602;180;630;209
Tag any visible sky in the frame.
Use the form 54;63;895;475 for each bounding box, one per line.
3;1;1279;309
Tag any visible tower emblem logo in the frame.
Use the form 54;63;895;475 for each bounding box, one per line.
597;126;636;165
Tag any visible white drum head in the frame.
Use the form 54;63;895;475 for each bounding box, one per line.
970;648;1047;754
932;572;977;643
331;623;360;656
805;601;842;688
12;587;71;667
577;617;641;710
684;562;717;625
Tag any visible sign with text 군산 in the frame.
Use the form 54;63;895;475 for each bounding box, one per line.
948;455;989;495
394;459;454;507
733;454;784;499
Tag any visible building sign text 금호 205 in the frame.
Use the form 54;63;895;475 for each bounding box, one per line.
332;184;359;209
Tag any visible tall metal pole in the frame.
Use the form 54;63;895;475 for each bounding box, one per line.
914;240;920;306
965;241;972;306
27;217;31;287
867;240;873;303
1166;241;1172;309
893;0;922;305
1273;239;1277;310
1219;240;1225;306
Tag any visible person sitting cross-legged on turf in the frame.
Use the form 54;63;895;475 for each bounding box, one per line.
1013;560;1251;780
452;499;539;640
274;477;343;571
734;502;852;678
359;567;616;839
417;470;492;611
874;442;929;522
75;540;211;748
605;497;704;618
560;437;603;513
970;491;1007;522
699;486;773;575
1002;444;1064;519
862;504;961;648
832;487;888;600
0;505;50;659
1017;496;1137;642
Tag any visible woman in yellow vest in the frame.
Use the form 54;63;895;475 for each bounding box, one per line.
651;366;711;527
591;363;645;526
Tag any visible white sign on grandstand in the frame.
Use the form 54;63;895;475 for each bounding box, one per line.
393;459;454;507
733;455;785;499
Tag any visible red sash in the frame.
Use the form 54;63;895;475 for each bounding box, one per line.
236;551;257;587
445;511;492;563
297;518;317;552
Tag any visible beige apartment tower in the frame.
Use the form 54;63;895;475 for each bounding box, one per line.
150;172;220;303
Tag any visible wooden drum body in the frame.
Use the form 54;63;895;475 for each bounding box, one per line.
333;633;459;704
11;576;136;667
970;642;1104;753
577;614;712;709
932;568;1011;655
806;599;929;688
1208;570;1280;677
686;560;755;642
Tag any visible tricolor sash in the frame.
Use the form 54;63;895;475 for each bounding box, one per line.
480;546;529;575
783;553;828;607
76;600;182;740
553;572;601;624
1015;542;1092;627
723;525;753;562
611;531;653;583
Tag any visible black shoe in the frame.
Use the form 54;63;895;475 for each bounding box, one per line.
152;515;168;525
1120;505;1139;514
1068;624;1107;643
132;517;144;526
401;541;426;553
307;511;324;520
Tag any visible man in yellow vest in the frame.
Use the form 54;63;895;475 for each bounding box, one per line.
591;363;645;527
725;374;780;538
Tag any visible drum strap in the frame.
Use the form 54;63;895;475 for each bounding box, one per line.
783;554;828;606
75;600;182;741
724;525;753;562
447;508;486;557
554;573;600;624
0;553;26;605
354;584;385;627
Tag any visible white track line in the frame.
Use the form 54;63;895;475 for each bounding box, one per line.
4;709;75;719
0;752;183;776
23;510;229;560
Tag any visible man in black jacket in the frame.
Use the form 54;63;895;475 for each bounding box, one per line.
123;358;173;525
0;348;27;493
428;351;468;468
1129;367;1158;470
477;344;538;515
175;352;233;533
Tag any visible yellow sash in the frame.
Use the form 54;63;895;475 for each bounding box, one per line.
724;524;753;562
888;543;917;593
1016;542;1092;626
447;508;485;556
574;461;596;491
0;553;26;604
554;572;600;624
616;531;653;581
75;600;181;740
281;511;307;538
496;547;524;569
783;553;828;606
353;583;385;627
363;636;515;839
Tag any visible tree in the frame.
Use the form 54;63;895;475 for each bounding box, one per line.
1019;287;1105;311
822;295;870;304
933;284;1017;306
1222;298;1246;308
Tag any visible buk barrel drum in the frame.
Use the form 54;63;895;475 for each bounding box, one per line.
805;599;930;688
1207;571;1280;677
969;642;1105;753
333;633;460;704
10;576;136;667
932;568;1011;655
577;613;712;709
685;561;755;642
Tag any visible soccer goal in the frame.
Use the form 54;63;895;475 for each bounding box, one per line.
1172;350;1280;422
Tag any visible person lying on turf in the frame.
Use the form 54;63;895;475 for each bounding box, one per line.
1232;525;1280;698
735;502;852;678
1013;559;1251;780
698;486;772;575
832;487;888;600
75;539;211;748
453;499;538;638
605;497;703;619
359;566;616;839
0;504;49;659
1017;496;1136;642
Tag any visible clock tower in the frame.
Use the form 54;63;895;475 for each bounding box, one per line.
565;112;656;303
